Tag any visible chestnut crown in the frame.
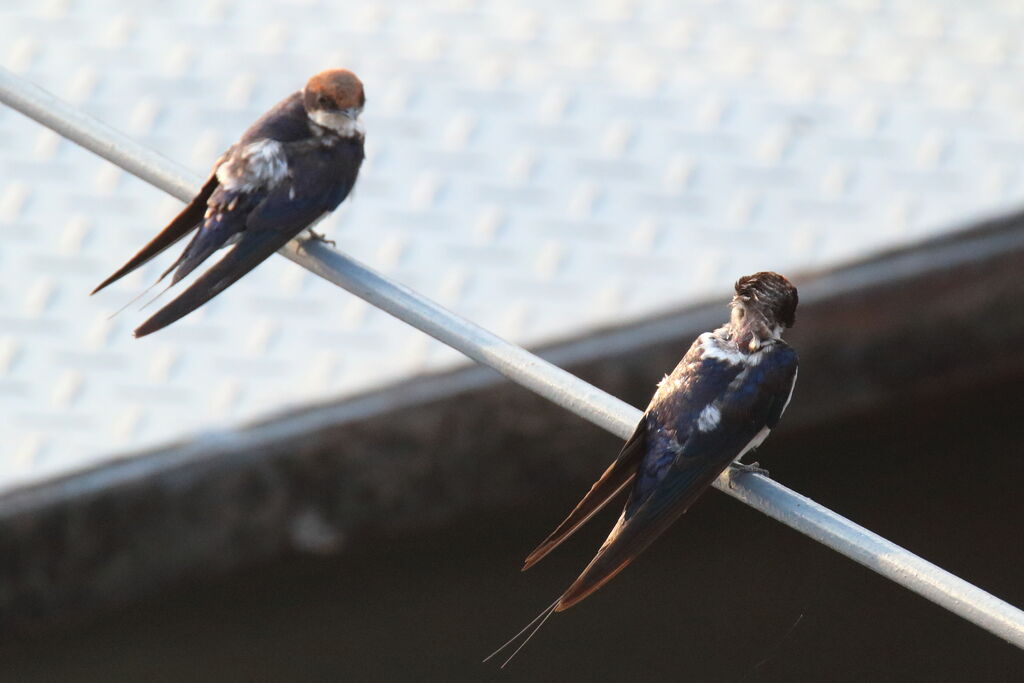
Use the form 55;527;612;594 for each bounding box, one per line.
303;69;365;113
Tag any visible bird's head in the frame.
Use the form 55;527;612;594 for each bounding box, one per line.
303;69;365;136
729;271;798;351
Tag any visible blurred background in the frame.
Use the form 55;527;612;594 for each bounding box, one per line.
1;0;1023;680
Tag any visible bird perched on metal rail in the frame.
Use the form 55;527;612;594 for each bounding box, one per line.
91;69;366;337
487;271;799;666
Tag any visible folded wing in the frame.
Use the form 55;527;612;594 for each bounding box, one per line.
134;142;361;337
555;343;798;610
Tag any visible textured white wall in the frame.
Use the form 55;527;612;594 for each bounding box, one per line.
1;0;1023;489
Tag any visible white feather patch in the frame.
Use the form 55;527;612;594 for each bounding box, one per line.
698;332;743;365
216;140;288;192
697;404;721;432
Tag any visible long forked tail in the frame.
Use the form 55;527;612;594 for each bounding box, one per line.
522;415;648;570
102;232;198;322
106;273;171;320
91;169;220;295
133;217;300;337
483;598;561;668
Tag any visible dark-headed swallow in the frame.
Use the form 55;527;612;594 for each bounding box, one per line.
92;69;366;337
487;271;799;666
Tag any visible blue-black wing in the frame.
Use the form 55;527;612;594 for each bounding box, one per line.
523;334;740;569
133;138;363;337
556;340;798;610
236;93;310;145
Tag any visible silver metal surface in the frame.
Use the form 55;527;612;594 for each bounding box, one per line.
4;65;1023;649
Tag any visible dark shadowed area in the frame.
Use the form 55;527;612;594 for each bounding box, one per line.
2;217;1024;681
2;370;1022;682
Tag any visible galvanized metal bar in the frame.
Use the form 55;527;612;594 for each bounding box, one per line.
3;65;1023;648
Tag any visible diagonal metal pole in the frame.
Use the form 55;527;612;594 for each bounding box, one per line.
2;65;1023;648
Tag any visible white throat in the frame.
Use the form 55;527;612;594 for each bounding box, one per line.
309;110;364;137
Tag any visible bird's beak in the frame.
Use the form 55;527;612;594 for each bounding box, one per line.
344;107;362;119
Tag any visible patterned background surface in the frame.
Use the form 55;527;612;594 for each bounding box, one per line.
2;0;1023;491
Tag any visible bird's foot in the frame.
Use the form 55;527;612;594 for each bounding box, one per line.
303;228;336;247
728;461;769;488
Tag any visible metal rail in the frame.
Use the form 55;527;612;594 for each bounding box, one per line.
3;65;1023;648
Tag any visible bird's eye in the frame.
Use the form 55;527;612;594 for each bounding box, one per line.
317;94;331;109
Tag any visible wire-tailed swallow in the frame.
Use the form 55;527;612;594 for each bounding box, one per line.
92;69;366;337
487;271;799;666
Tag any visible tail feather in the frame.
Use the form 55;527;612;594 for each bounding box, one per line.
483;598;560;668
133;220;301;337
555;458;727;610
553;513;643;612
91;169;220;295
522;415;648;570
